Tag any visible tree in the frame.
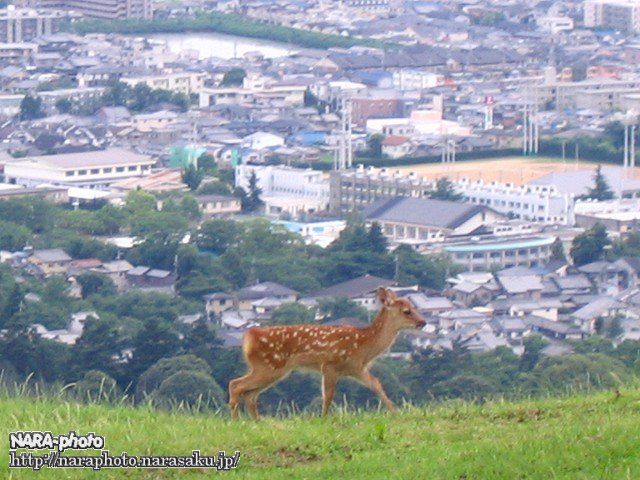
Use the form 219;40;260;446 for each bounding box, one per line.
221;68;246;86
318;297;369;322
198;180;232;195
519;335;548;372
55;98;72;114
367;134;383;158
270;302;315;325
581;165;614;201
394;245;456;290
182;164;204;191
303;87;318;107
570;223;610;266
19;95;44;120
241;171;263;213
73;370;122;403
154;370;225;410
136;354;211;399
72;317;122;381
0;220;31;251
550;237;566;262
76;272;117;299
367;222;388;254
102;80;130;107
129;319;181;382
197;219;242;254
429;177;463;201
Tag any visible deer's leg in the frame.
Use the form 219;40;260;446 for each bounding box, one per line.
230;368;287;420
228;373;250;420
321;364;338;417
355;369;396;413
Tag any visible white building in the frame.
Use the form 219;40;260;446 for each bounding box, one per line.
121;71;207;95
235;164;330;216
241;132;285;150
459;180;575;224
4;148;155;188
537;15;574;34
392;70;445;91
276;220;346;248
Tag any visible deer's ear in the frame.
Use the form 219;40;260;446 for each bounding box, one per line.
377;287;395;306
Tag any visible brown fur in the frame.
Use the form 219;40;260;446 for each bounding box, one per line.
228;288;426;419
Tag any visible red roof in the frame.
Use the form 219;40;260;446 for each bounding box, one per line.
381;135;410;146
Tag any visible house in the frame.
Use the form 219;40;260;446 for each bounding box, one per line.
381;135;413;159
204;292;234;318
460;329;511;352
126;266;176;292
28;248;72;276
524;315;584;341
30;311;99;345
241;132;285;150
571;296;625;334
306;274;396;311
235;282;299;312
577;261;625;294
449;281;495;307
496;268;544;300
614;257;640;289
196;194;241;218
493;317;530;342
405;293;454;316
91;260;134;291
549;274;593;295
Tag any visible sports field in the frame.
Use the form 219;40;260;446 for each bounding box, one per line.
396;156;639;185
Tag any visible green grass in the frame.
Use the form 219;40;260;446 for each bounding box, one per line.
3;389;640;479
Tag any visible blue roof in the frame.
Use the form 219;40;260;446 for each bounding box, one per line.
292;131;326;146
445;236;555;253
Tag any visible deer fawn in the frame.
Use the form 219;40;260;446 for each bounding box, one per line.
228;287;426;419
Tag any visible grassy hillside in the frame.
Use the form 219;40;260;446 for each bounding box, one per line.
2;389;640;479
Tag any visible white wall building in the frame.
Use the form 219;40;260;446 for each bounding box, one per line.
392;70;445;91
4;148;155;188
235;164;330;216
459;180;575;224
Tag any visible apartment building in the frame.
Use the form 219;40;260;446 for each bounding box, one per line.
35;0;153;20
122;71;207;95
584;0;640;33
0;6;72;43
460;180;574;225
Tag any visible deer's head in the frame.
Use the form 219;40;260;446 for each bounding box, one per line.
377;287;426;330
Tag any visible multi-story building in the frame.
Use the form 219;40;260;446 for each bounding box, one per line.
235;164;330;217
443;235;556;272
584;0;640;32
122;71;207;95
35;0;153;20
0;6;72;43
4;149;155;188
460;180;574;224
330;166;574;224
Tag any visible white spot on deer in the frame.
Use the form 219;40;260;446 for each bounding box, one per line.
269;343;274;348
293;331;298;338
260;337;268;343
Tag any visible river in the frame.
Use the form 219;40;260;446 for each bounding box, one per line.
148;32;295;60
